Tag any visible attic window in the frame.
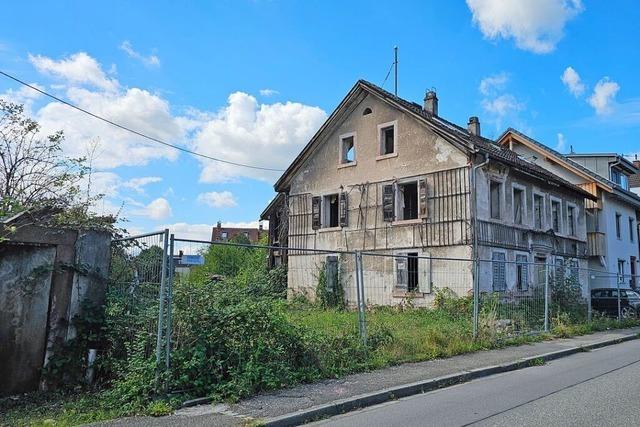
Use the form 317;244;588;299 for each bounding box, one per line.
380;124;395;155
363;107;372;116
340;133;355;164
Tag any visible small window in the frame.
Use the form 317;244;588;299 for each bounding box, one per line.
551;200;561;232
362;107;372;116
513;187;524;224
611;168;630;190
492;252;506;291
397;181;418;220
567;206;576;236
323;194;339;228
407;252;419;292
618;259;626;284
534;194;543;229
490;181;501;220
380;125;395;155
340;135;355;164
630;218;635;242
221;231;228;240
616;213;622;239
516;254;529;291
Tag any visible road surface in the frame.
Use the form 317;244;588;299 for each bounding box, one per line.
311;339;640;427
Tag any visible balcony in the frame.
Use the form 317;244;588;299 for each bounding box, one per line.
587;231;606;257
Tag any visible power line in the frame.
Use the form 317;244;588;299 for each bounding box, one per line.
0;70;285;172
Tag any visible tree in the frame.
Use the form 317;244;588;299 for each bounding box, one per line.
0;100;87;216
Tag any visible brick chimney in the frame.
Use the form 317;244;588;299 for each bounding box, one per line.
424;90;438;116
467;116;480;136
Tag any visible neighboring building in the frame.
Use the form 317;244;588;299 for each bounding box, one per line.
630;157;640;197
211;221;265;243
266;80;595;305
498;130;640;289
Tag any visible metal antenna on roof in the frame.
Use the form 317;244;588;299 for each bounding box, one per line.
394;46;398;96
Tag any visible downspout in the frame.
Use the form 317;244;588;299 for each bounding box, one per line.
471;151;489;338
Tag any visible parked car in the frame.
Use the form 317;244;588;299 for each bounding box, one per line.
591;288;640;318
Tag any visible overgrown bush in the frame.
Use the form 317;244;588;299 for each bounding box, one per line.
315;261;345;309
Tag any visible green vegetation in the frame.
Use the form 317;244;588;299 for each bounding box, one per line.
4;242;640;426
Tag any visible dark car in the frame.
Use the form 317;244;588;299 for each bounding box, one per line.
591;288;640;318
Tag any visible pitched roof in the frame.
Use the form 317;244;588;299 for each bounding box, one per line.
500;127;640;205
274;79;595;200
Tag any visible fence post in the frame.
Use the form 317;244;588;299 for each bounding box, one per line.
354;251;367;346
617;272;621;322
472;259;479;338
165;234;175;374
544;262;550;333
155;228;170;392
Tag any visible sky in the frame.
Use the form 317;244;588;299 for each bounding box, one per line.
1;0;639;240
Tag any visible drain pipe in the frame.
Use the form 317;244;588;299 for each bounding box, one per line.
471;152;490;338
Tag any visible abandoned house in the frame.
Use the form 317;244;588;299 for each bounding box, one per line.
499;129;640;289
262;80;596;305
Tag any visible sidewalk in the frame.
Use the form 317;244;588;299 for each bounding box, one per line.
98;327;640;427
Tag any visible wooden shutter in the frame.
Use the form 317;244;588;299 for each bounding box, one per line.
419;178;427;218
312;196;321;230
339;192;348;227
325;255;338;293
383;184;395;222
396;254;408;291
418;255;431;293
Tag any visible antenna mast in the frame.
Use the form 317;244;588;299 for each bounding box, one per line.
394;46;398;96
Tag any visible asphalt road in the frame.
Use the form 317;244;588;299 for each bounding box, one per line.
311;339;640;427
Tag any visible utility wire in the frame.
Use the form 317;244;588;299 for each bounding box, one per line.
0;70;285;172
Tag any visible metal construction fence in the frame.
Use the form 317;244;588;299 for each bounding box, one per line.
106;232;640;388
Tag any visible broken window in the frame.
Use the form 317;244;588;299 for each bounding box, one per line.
513;187;524;224
551;200;561;232
380;125;395;155
340;135;355;164
490;181;501;220
492;252;506;291
516;254;529;291
323;194;339;228
567;205;576;236
398;181;418;220
396;252;423;292
534;194;543;229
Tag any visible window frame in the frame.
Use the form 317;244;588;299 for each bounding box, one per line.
394;250;431;295
550;197;562;234
338;131;357;167
396;180;419;222
615;212;622;240
376;120;398;159
515;253;530;292
629;217;635;242
321;193;340;229
489;180;503;220
566;203;577;237
533;192;545;230
512;184;526;225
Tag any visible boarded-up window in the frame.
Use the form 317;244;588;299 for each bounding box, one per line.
513;188;523;224
396;255;408;291
312;196;321;230
516;254;528;291
419;179;427;217
492;252;506;291
339;192;348;227
383;184;395;222
534;194;543;229
490;181;501;220
552;201;561;232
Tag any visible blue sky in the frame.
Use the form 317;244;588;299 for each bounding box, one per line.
1;0;639;239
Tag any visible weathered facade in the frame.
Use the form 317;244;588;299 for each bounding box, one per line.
499;129;640;290
266;80;594;306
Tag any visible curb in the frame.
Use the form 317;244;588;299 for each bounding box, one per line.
263;332;639;427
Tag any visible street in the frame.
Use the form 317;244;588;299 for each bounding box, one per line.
311;339;640;427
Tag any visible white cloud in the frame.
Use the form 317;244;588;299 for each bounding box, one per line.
479;72;508;96
135;197;172;220
161;222;213;241
561;66;585;97
197;191;238;208
119;41;160;68
122;176;163;193
0;83;44;109
29;52;118;91
192;91;327;183
259;88;279;96
481;94;525;129
588;77;620;115
467;0;584;54
555;133;566;152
